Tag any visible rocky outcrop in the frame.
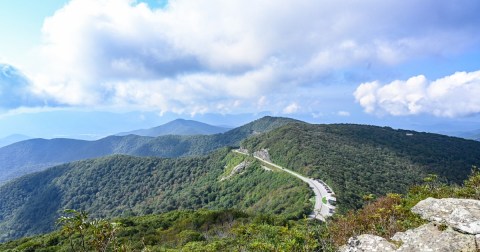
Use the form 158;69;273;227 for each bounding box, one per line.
412;197;480;235
253;149;271;162
220;161;251;181
340;234;397;252
340;198;480;252
391;223;476;252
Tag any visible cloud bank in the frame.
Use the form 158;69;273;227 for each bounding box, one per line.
0;64;45;110
354;70;480;117
13;0;480;115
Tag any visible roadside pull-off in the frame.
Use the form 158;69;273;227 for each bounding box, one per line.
234;148;336;221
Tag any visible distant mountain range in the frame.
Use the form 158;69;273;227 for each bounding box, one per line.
116;118;231;136
0;134;31;148
450;129;480;141
2;118;480;242
0;116;298;185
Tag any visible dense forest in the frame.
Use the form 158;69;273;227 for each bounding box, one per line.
242;123;480;210
1;169;479;251
0;116;298;185
2;118;480;245
0;149;311;242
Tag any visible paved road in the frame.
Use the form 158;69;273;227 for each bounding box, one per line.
233;149;336;221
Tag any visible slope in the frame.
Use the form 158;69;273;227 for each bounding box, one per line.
242;123;480;210
2;166;480;251
116;119;231;137
0;116;299;185
0;148;311;242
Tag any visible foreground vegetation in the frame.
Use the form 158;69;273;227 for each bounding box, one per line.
3;120;480;243
2;169;479;251
0;209;329;252
0;149;311;242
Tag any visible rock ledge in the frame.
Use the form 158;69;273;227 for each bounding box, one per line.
340;198;480;252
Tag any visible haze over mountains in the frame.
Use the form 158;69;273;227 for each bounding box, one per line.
116;119;231;137
0;117;297;185
448;129;480;141
1;116;480;242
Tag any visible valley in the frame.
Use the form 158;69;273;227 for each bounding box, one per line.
1;116;480;248
0;116;298;185
1;2;478;250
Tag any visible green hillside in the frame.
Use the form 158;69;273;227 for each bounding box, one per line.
0;116;298;185
0;148;311;242
242;123;480;210
0;209;327;252
2;119;480;243
2;170;479;252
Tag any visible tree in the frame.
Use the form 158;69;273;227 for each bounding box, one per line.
57;209;123;252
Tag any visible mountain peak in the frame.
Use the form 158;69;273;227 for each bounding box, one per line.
116;119;231;137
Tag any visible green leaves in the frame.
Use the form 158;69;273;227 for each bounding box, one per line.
56;209;123;252
243;123;480;211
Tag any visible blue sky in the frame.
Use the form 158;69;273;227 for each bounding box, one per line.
1;0;480;139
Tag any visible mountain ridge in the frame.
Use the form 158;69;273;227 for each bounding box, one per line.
0;116;299;185
2;120;480;242
116;119;231;137
242;122;480;210
0;148;311;242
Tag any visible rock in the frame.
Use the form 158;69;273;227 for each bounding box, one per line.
392;223;477;252
220;161;251;181
476;234;480;250
253;149;271;162
339;198;480;251
339;234;397;252
412;198;480;234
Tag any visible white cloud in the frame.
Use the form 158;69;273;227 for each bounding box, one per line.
354;70;480;117
16;0;480;115
0;64;46;109
337;111;350;117
283;102;300;114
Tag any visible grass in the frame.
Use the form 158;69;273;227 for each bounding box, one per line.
322;197;327;204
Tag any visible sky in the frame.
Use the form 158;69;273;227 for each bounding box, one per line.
1;0;480;139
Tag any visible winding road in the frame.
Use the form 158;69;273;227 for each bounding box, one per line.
233;149;336;221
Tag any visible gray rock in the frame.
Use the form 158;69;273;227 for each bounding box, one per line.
412;198;480;234
476;234;480;250
392;223;477;252
253;149;271;162
339;234;397;252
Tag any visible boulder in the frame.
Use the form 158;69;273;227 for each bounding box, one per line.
339;198;480;251
392;223;476;252
412;198;480;234
339;234;397;252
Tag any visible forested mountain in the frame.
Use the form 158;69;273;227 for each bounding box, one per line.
2;171;479;251
242;123;480;210
0;148;311;242
2;118;480;243
116;119;231;137
0;116;298;185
